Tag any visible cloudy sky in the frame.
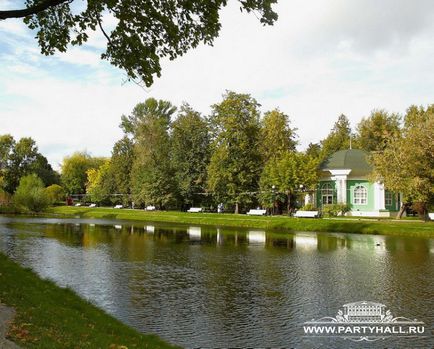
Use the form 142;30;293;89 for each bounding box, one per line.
1;0;434;170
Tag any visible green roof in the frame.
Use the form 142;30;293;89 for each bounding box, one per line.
321;149;372;176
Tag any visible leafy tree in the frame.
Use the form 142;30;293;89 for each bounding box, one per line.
110;136;134;205
371;105;434;219
1;137;57;193
0;135;14;172
403;104;434;128
259;151;318;213
0;1;277;85
355;109;401;152
61;152;105;194
305;142;321;159
126;99;177;208
259;109;297;162
319;114;353;161
171;104;210;208
45;184;65;204
86;160;114;204
0;135;15;192
2;137;38;193
13;174;49;212
31;153;60;186
207;91;262;213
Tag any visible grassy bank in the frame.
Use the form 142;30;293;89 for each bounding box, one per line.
0;253;178;349
45;206;434;237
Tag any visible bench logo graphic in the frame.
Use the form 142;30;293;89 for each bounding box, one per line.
303;301;426;342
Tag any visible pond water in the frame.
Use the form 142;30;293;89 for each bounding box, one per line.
0;216;433;348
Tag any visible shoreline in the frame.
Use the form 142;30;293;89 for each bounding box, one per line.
0;253;178;349
44;206;434;238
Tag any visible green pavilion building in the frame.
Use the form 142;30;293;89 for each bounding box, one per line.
312;149;401;217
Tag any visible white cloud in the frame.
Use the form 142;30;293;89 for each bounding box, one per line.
0;0;433;170
55;46;103;67
0;18;29;37
298;0;434;54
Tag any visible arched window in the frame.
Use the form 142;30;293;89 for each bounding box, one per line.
321;183;334;205
354;185;367;205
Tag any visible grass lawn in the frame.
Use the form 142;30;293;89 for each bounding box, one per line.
45;206;434;237
0;253;178;349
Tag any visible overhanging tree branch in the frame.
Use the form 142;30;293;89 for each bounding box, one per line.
97;16;111;44
0;0;69;20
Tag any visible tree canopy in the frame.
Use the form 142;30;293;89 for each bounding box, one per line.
259;151;318;212
371;105;434;218
207;91;262;213
110;136;134;204
61;151;105;194
171;104;210;207
319;114;353;161
86;159;114;204
0;0;278;85
259;109;297;162
127;98;177;207
0;135;59;193
355;109;401;152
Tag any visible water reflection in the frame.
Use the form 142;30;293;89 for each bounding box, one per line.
187;226;201;240
0;216;432;348
294;234;317;250
247;230;266;245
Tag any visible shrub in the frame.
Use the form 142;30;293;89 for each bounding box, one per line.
0;189;11;206
300;203;316;211
322;204;351;217
45;184;66;204
0;189;17;213
13;174;49;212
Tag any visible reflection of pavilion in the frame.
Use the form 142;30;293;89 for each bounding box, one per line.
247;230;266;245
145;225;155;233
188;226;201;240
216;229;223;245
343;301;386;322
294;235;318;249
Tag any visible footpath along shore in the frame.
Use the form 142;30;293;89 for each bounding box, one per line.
0;304;20;349
45;206;434;237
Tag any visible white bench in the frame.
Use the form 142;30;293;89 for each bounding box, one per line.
114;204;123;209
145;205;156;211
429;213;434;220
294;210;319;218
187;207;202;213
88;203;96;208
247;209;267;216
74;203;81;207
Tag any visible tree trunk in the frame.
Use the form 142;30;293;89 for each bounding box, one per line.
287;192;291;215
421;202;429;222
397;202;407;219
235;202;239;214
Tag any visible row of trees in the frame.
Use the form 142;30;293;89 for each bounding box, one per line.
78;93;317;213
70;92;432;215
1;93;432;215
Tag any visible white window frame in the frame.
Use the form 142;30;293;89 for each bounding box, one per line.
353;185;368;205
385;191;393;207
321;183;334;205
